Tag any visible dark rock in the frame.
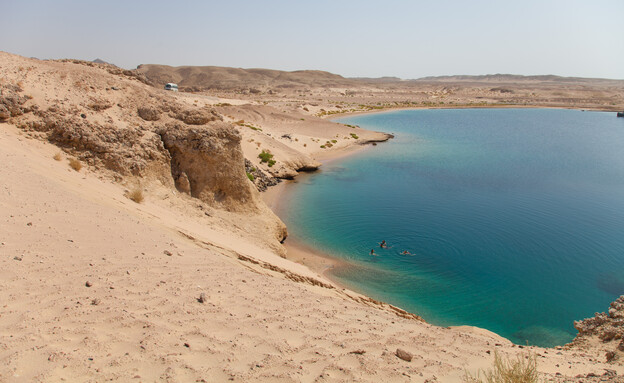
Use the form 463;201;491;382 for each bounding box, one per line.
245;159;280;192
395;348;413;362
197;293;207;303
85;281;93;287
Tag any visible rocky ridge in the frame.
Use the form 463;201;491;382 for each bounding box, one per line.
0;52;287;245
570;296;624;364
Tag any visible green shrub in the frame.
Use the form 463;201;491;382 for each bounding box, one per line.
246;172;254;181
258;150;274;163
350;133;359;139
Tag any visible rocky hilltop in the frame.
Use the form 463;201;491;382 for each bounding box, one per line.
136;64;356;92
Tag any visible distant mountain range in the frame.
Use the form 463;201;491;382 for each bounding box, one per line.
134;64;624;91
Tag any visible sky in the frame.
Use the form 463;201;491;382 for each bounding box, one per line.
1;0;623;80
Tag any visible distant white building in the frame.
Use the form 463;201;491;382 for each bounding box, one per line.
164;83;178;92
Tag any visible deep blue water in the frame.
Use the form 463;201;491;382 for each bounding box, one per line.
279;108;624;347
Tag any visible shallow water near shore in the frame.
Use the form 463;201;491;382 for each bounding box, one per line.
279;108;624;347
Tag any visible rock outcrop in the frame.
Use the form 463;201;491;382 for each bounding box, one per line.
570;296;624;363
159;123;259;212
0;84;32;120
0;53;288;247
137;106;161;121
245;159;280;192
172;108;222;125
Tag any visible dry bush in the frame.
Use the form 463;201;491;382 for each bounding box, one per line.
53;152;62;161
68;158;82;171
128;187;144;203
463;351;539;383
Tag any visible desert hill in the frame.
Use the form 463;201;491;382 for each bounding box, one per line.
136;64;356;91
137;63;624;91
135;63;624;112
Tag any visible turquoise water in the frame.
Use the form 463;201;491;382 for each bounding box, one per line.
279;108;624;347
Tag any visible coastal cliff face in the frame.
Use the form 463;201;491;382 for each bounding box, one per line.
0;52;286;244
570;296;624;364
159;123;259;213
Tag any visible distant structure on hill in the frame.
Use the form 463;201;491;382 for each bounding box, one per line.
164;83;178;92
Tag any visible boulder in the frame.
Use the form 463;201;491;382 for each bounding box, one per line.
0;104;9;120
137;106;161;121
395;348;413;362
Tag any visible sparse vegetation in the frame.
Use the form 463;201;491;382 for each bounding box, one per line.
463;352;539;383
53;152;62;161
246;172;255;181
68;158;82;171
236;120;262;131
128;187;144;203
258;150;276;167
350;133;359;139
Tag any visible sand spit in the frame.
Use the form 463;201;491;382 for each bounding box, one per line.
1;51;623;382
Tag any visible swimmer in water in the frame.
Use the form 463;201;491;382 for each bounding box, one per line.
380;240;387;248
370;248;375;256
401;250;411;255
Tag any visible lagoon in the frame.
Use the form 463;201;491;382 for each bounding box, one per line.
279;108;624;347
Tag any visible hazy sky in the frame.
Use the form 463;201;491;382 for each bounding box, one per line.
1;0;623;79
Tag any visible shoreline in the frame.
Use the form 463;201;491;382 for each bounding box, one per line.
262;139;383;292
321;103;620;121
262;105;621;347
